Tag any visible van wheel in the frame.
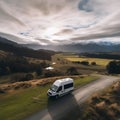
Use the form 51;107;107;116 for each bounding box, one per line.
55;95;59;99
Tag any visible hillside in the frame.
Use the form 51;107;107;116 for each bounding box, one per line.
0;37;55;60
81;81;120;120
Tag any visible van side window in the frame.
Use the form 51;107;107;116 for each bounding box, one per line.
64;83;73;89
57;86;62;92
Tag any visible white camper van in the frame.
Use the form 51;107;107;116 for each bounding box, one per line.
47;78;74;98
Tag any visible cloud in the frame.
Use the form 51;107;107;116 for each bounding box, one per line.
54;29;73;36
78;0;93;12
0;0;120;45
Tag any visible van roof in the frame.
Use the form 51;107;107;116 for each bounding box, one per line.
53;78;73;86
58;78;73;82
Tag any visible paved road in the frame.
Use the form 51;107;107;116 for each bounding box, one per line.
25;75;120;120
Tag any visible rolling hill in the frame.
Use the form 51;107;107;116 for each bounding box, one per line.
0;37;55;60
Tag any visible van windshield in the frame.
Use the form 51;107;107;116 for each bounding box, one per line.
50;85;58;92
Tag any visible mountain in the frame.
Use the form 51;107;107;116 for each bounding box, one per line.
0;36;20;47
23;41;120;53
58;42;120;53
0;37;55;60
22;43;43;50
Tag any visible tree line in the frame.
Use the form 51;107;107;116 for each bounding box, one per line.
107;61;120;74
0;55;48;76
80;53;120;60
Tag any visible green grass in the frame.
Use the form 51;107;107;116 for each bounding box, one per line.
0;85;50;120
0;76;98;120
74;76;98;88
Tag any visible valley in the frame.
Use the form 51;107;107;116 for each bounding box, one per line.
0;36;120;120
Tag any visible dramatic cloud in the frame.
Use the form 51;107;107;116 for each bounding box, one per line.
0;0;120;45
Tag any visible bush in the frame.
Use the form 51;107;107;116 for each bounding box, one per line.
72;61;81;64
0;88;5;94
24;73;34;81
10;73;34;82
14;83;31;90
107;61;120;74
91;62;97;66
66;67;79;75
44;70;63;77
81;61;89;66
73;61;89;66
36;66;42;76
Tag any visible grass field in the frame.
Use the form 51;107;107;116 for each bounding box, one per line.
0;76;98;120
65;56;112;66
51;54;106;74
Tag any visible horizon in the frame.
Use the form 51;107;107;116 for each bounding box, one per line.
0;1;120;119
0;0;120;46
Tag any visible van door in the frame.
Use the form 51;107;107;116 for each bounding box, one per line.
56;86;63;96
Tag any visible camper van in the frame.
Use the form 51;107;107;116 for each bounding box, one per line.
47;78;74;98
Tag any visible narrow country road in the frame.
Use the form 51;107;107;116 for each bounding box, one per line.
25;75;120;120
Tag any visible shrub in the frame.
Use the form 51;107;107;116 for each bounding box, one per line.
24;73;34;81
91;62;97;66
14;83;31;89
0;88;5;94
44;70;63;77
72;61;81;64
106;61;120;74
10;73;34;82
81;61;89;66
66;67;79;75
36;66;42;76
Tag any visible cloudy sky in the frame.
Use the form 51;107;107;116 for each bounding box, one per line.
0;0;120;45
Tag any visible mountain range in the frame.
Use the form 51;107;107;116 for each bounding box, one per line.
22;42;120;53
0;35;120;53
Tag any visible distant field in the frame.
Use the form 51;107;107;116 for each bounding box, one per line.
0;76;98;120
51;54;106;74
65;56;112;66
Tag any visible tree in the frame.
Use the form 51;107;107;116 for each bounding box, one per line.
81;61;89;66
44;70;63;77
66;67;79;75
24;73;34;81
91;62;97;66
36;66;42;76
107;61;120;74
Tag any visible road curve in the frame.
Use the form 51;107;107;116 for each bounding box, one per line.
25;75;120;120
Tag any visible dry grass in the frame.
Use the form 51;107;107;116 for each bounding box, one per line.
81;81;120;120
0;50;8;58
51;54;106;75
56;53;112;66
0;75;87;93
66;57;112;66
